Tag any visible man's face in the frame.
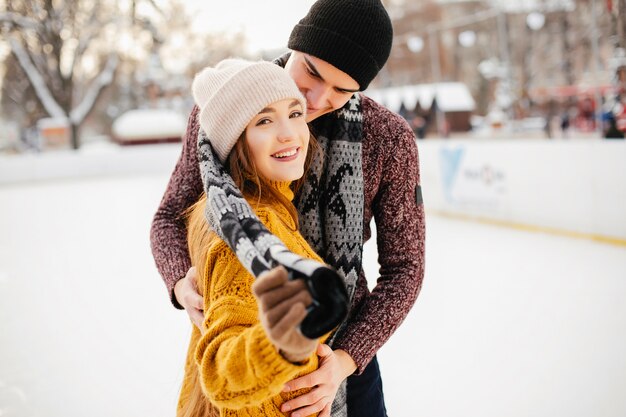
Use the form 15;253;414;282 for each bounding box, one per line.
285;51;360;122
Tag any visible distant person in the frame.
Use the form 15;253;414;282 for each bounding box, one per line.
602;93;626;139
151;0;425;416
398;102;411;121
544;99;557;139
605;118;624;138
560;110;571;138
412;114;427;139
604;113;625;139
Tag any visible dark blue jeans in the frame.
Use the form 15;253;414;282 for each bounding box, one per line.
346;355;387;417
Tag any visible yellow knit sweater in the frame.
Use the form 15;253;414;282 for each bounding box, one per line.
178;182;325;416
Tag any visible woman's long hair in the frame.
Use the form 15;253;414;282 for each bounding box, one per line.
178;131;319;417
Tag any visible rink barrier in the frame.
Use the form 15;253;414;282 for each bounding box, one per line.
0;142;181;185
428;209;626;247
419;138;626;244
2;138;625;245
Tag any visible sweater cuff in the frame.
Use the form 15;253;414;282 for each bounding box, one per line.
252;326;313;377
164;258;192;310
332;336;372;375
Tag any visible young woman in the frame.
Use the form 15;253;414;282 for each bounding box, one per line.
177;59;329;417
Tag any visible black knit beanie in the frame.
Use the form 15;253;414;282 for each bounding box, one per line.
288;0;393;90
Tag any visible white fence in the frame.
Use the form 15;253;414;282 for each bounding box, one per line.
418;138;626;241
2;138;625;241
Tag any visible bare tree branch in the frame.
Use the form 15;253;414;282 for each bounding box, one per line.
69;54;118;124
19;30;56;86
8;35;66;118
144;0;165;17
0;12;40;30
67;2;104;81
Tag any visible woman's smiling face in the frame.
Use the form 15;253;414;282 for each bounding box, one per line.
244;98;310;182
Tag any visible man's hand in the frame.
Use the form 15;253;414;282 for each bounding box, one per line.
174;267;204;329
280;345;357;417
252;266;317;363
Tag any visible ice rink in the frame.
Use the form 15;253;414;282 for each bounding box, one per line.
1;150;625;417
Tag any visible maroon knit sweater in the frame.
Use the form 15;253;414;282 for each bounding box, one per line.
150;94;425;373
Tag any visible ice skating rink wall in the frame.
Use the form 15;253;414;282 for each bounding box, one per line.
2;139;624;242
418;139;626;242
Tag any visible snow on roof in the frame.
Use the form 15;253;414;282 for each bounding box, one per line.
112;109;186;140
489;0;575;13
365;82;476;113
36;117;69;129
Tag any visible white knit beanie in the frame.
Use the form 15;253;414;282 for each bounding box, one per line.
192;59;307;163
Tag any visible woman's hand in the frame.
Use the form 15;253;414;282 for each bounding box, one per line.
252;266;317;363
280;345;357;417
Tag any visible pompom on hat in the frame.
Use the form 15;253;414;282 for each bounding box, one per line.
192;59;306;163
288;0;393;90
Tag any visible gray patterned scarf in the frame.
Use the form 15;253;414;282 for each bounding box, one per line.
274;53;364;328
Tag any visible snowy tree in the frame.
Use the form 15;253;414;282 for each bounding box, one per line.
0;51;48;132
0;0;176;149
0;1;161;149
1;0;251;149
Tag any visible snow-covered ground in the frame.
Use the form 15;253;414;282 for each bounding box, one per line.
1;146;625;417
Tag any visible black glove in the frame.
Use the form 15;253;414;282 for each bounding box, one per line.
270;248;349;339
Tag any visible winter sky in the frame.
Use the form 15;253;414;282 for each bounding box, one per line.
186;0;317;54
182;0;575;54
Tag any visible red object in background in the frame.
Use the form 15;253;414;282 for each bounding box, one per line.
529;85;613;100
575;96;597;132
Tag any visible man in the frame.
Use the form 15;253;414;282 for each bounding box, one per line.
150;0;425;416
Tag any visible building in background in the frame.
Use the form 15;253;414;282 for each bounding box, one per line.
381;0;622;137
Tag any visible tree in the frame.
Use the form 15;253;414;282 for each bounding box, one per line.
0;0;121;149
1;48;47;130
1;1;253;149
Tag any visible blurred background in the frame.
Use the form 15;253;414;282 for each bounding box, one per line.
1;1;625;416
1;0;626;148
